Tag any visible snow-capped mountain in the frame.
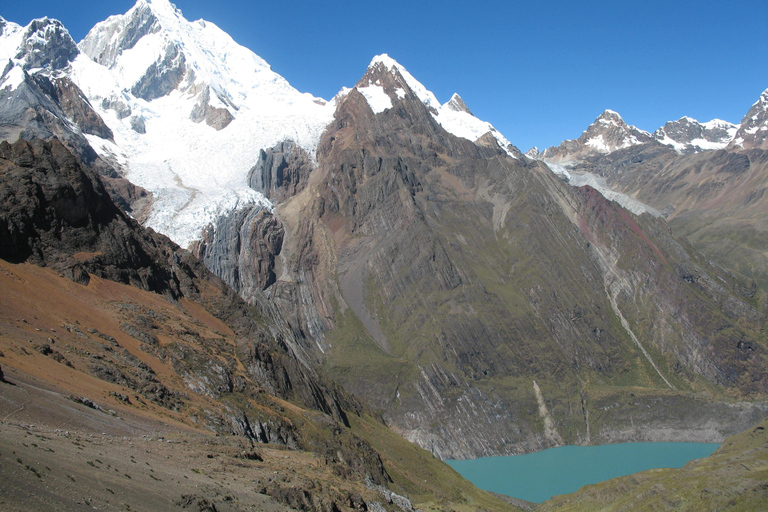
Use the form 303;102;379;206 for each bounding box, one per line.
67;0;341;247
653;117;737;153
1;2;523;249
541;109;653;164
730;88;768;150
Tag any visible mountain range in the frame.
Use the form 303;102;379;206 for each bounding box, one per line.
1;0;768;510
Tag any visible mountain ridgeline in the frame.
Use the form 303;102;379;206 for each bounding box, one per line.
2;0;768;484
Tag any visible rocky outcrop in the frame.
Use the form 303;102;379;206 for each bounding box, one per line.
32;74;114;140
79;2;160;66
444;93;472;115
189;86;234;130
130;43;187;101
0;70;100;166
191;205;284;303
0;138;196;297
15;18;78;71
247;140;315;202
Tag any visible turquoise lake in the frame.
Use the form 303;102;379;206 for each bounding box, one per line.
446;442;719;504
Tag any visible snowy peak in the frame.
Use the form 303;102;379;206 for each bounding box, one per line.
361;53;440;110
730;88;768;150
584;109;653;149
65;0;337;248
78;0;282;111
525;147;540;159
654;116;737;153
354;54;518;158
542;109;652;163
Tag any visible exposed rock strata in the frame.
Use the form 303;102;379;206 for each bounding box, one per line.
191;205;284;304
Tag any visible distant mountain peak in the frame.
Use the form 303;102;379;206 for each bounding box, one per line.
525;146;540;159
654;116;737;153
730;87;768;150
542;109;652;163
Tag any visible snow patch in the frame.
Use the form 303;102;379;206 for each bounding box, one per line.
357;84;392;114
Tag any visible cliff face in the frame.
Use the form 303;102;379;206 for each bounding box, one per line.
191;205;284;303
248;63;768;459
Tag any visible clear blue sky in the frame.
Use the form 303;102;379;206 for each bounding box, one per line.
3;0;767;151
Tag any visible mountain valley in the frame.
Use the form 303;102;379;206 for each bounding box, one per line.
1;1;768;510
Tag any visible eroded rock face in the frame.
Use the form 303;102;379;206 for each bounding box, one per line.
191;206;284;304
247;140;315;202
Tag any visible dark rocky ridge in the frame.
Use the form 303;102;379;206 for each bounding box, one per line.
0;138;191;296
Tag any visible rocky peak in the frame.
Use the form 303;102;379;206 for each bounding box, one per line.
13;18;79;71
361;54;441;110
653;116;737;153
354;54;519;157
525;146;540;159
730;88;768;150
542;109;652;163
444;93;473;115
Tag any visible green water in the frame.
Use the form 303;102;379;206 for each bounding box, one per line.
446;442;719;504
